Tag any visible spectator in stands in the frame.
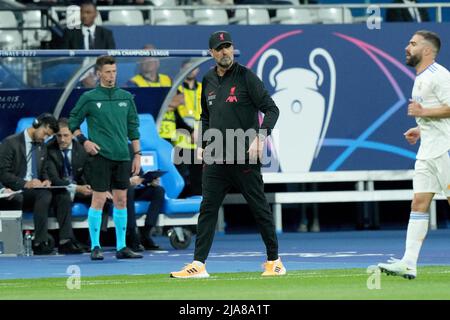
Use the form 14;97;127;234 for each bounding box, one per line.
46;118;94;254
61;1;116;50
125;44;187;145
126;44;172;88
386;0;430;22
0;113;59;255
173;59;203;197
125;146;166;251
61;0;116;88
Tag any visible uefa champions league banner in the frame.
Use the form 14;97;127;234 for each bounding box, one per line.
1;23;449;172
110;23;450;172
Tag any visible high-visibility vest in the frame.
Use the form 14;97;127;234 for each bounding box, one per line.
130;73;172;87
159;110;176;141
128;73;175;140
175;82;202;149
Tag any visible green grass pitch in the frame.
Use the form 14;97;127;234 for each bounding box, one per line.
0;266;449;300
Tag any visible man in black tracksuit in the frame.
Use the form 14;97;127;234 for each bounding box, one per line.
171;31;286;278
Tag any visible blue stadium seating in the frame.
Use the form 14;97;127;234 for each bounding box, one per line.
15;114;201;227
15;117;34;133
137;113;202;216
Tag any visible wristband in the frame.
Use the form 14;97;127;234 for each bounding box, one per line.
77;134;88;145
134;150;142;156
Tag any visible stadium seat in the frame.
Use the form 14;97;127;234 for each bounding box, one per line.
15;117;34;133
107;10;144;26
0;11;22;50
231;8;270;25
0;31;23;50
153;9;189;25
151;0;176;5
71;202;89;217
0;10;17;28
137;113;201;215
272;8;317;24
318;8;353;24
22;10;52;48
192;9;229;25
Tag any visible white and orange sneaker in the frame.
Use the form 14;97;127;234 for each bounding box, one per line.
261;258;286;276
170;261;210;279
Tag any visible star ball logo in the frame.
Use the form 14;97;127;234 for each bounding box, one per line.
66;5;81;30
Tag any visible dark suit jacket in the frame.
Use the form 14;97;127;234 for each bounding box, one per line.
0;132;49;191
46;138;89;187
386;0;430;22
60;25;116;49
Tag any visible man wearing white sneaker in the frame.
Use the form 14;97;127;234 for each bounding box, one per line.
378;30;450;280
170;31;286;279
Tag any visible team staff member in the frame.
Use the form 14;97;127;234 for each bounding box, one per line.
0;113;59;255
69;55;143;261
173;60;203;197
171;31;286;278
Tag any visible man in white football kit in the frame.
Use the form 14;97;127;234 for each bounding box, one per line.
378;30;450;279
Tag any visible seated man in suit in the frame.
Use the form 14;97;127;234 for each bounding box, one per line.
0;113;59;255
386;0;430;22
61;0;116;88
122;145;165;251
0;182;22;211
46;118;92;254
127;170;166;252
61;0;116;50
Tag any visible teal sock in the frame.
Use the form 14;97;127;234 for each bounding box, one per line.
113;207;127;251
88;207;102;250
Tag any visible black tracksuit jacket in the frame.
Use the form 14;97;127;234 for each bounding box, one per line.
200;62;279;163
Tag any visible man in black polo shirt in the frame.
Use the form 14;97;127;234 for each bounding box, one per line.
171;30;286;278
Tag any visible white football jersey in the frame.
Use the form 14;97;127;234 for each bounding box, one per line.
411;62;450;160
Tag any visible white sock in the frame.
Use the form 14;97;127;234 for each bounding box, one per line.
402;211;429;267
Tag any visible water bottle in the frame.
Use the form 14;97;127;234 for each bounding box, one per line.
24;231;33;256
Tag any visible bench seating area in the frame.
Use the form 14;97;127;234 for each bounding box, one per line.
218;170;446;233
15;114;201;232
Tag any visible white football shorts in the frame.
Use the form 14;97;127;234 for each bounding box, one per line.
413;152;450;197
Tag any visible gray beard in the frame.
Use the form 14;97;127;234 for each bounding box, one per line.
218;57;232;69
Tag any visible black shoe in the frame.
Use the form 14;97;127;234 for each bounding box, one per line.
130;243;145;252
90;246;104;261
116;247;143;259
142;237;161;251
72;239;90;253
58;240;84;255
127;228;144;252
33;241;55;255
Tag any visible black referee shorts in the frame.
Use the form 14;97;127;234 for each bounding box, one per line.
86;154;130;192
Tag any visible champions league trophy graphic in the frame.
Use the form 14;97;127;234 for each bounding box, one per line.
257;48;336;172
